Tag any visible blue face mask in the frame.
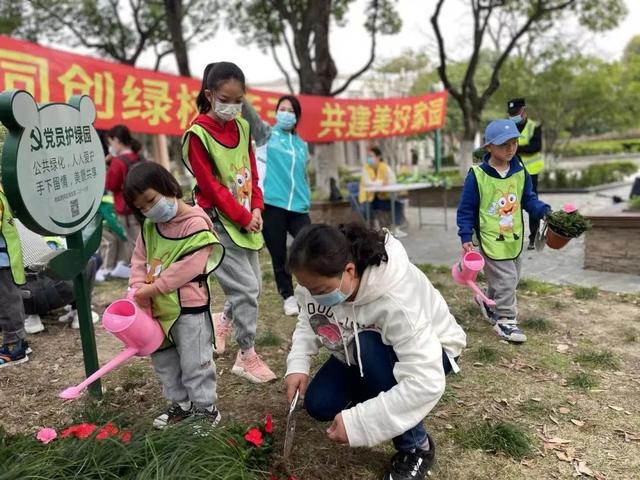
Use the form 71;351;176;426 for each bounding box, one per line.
276;110;297;130
312;272;353;307
144;196;178;223
509;114;523;124
366;157;376;166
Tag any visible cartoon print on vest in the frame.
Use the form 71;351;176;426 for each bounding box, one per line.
146;258;163;284
488;184;519;241
228;165;251;211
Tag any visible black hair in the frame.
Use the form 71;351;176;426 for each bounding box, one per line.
276;95;302;131
196;62;246;114
106;124;141;153
288;223;388;278
369;146;383;159
123;162;183;223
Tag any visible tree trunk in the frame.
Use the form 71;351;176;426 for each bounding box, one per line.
457;117;480;175
163;0;191;76
313;144;339;200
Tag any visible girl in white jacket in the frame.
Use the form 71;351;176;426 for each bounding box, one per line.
285;223;466;480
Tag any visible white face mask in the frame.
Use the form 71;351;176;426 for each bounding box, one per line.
214;100;242;122
108;145;118;156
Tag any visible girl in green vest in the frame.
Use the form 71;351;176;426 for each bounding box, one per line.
0;189;30;368
181;62;277;384
124;162;224;428
457;119;550;344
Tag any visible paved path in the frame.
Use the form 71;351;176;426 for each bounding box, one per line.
401;183;640;293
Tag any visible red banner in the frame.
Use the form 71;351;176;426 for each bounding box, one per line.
0;36;447;142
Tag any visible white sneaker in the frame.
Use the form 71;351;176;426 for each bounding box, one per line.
58;307;75;323
283;296;299;316
24;314;45;334
393;227;408;238
95;268;110;282
71;311;100;329
110;261;131;279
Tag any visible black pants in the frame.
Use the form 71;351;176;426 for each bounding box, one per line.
529;174;540;243
262;205;311;299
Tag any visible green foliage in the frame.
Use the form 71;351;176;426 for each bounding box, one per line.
540;161;637;189
557;139;640;157
546;211;592;239
255;328;283;347
472;346;499;363
568;372;598;389
573;286;599;300
517;278;560;295
629;196;640;211
520;317;552;332
574;349;619;370
0;421;266;479
453;422;533;459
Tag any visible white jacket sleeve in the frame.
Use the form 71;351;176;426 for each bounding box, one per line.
341;299;446;447
285;288;321;376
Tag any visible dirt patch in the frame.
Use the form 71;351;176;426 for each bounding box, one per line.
2;265;640;479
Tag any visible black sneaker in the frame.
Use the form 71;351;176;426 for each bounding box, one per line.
153;402;192;429
527;240;535;250
383;438;435;480
0;339;30;368
192;406;222;427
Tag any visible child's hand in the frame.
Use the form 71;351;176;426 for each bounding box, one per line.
462;242;475;253
252;208;263;230
327;413;348;444
284;373;309;403
245;209;263;233
134;284;158;307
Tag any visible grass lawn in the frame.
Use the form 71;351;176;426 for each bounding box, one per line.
1;254;639;479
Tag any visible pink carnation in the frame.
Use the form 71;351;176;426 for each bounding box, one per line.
36;427;57;444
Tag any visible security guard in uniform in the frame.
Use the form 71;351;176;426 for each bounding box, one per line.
507;98;544;250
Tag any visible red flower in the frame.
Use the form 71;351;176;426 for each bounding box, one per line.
244;427;264;447
61;423;97;439
120;431;132;443
265;414;273;434
96;422;119;440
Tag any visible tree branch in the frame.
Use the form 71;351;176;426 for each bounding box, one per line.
270;40;295;93
480;0;576;106
153;46;174;71
330;0;380;96
430;0;462;103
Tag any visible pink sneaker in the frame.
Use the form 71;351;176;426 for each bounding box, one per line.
231;350;277;383
212;313;233;355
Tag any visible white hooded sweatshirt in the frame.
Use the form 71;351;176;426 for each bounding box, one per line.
285;234;467;448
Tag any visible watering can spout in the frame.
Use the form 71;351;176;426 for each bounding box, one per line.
59;347;138;400
59;292;165;401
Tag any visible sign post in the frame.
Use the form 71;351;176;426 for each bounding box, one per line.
0;90;106;397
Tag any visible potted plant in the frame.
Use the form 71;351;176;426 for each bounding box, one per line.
545;204;592;249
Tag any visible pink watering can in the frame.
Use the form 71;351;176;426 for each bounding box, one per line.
451;251;496;307
59;291;164;400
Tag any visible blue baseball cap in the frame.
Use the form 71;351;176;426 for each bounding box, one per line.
483;119;520;146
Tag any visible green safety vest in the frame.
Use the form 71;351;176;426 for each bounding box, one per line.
472;166;525;261
99;194;127;241
0;191;26;285
518;120;544;175
181;118;264;250
142;219;224;347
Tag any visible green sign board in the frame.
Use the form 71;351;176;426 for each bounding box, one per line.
0;90;105;236
0;90;106;397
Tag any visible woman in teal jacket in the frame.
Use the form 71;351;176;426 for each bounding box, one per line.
243;95;311;316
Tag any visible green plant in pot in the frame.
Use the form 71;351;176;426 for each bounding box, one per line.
545;205;591;249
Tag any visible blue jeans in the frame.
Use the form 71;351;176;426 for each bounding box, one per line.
304;331;453;452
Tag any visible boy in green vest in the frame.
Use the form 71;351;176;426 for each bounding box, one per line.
457;119;551;343
0;190;31;367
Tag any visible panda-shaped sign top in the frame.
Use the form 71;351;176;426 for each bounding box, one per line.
0;90;106;236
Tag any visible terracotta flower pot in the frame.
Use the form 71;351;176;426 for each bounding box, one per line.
545;227;571;249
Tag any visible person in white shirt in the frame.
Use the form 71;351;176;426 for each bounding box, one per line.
284;223;466;480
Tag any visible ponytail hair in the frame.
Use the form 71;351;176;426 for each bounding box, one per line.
106;124;141;153
288;223;388;277
196;61;247;114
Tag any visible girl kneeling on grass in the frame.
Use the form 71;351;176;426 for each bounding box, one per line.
124;162;224;429
284;223;467;480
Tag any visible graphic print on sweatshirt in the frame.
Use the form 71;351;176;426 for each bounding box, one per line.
307;302;355;364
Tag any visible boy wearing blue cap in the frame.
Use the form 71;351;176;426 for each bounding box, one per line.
456;119;550;343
